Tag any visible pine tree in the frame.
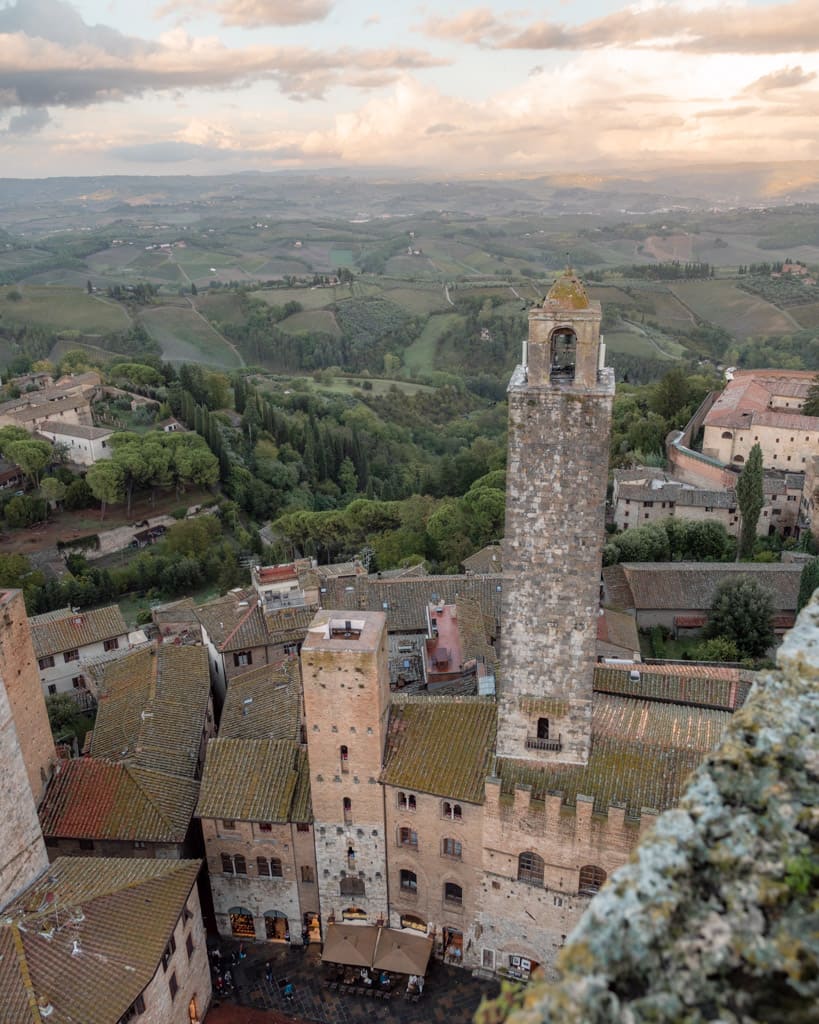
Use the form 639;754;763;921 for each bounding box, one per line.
736;443;764;559
802;375;819;417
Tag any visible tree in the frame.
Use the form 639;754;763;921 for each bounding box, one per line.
649;367;690;422
705;577;775;659
5;439;52;487
45;693;83;736
86;461;124;520
797;557;819;611
40;476;66;508
736;443;764;559
693;636;740;663
803;374;819;417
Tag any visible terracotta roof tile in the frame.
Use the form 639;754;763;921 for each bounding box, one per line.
593;663;750;711
218;659;301;741
38;758;198;843
30;605;127;658
1;857;200;1024
197;738;308;823
381;698;497;804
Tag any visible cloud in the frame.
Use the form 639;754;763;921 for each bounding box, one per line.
155;0;334;28
425;122;458;135
0;0;445;108
0;104;50;135
108;140;230;162
744;66;818;95
421;1;819;56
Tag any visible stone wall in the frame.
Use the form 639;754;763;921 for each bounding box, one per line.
498;372;614;765
0;589;55;803
488;596;819;1024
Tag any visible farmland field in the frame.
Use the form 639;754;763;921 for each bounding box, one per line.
278;310;340;336
379;284;449;316
0;285;131;332
788;303;819;329
403;313;463;373
140;305;243;368
252;284;357;309
671;280;796;340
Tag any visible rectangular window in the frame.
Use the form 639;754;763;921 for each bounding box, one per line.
442;838;462;859
72;676;85;689
296;823;310;833
64;649;79;663
482;949;496;971
301;865;314;883
47;684;57;695
258;822;272;833
162;935;176;971
222;819;236;831
257;857;272;877
233;651;253;667
169;972;178;1000
134;841;147;850
38;655;55;670
103;637;119;652
78;839;94;851
186;934;194;960
399;827;418;848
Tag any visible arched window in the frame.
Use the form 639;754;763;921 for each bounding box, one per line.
550;328;577;381
340;745;349;773
517;851;544;886
343;797;352;825
721;431;733;439
536;717;549;740
400;870;418;892
340;877;365;896
398;792;416;811
257;857;283;878
399;827;418;848
444;882;463;905
578;865;607;895
442;801;462;820
733;454;745;463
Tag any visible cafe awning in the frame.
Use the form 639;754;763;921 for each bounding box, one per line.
321;924;380;967
372;928;433;976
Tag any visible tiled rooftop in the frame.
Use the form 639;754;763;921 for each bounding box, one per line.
197;738;310;823
381;697;497;804
39;758;199;843
0;857;200;1024
195;592;316;651
218;659;301;741
593;663;750;712
603;562;802;612
30;604;127;658
496;694;732;816
90;644;210;778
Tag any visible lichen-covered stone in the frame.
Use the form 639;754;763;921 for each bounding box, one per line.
484;596;819;1024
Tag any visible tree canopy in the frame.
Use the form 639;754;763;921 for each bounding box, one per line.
705;576;775;659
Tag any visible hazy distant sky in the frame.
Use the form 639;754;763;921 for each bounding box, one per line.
1;0;818;178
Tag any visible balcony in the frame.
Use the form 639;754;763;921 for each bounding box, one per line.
525;735;562;752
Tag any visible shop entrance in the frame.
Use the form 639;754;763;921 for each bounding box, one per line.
264;910;289;942
228;907;255;939
303;911;321;943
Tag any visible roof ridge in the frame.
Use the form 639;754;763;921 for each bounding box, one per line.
220;593;260;650
9;923;39;1023
125;765;185;833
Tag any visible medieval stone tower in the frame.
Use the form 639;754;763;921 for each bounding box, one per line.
301;610;390;926
497;270;615;765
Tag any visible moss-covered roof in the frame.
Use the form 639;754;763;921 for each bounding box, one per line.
218;658;301;741
546;269;590;310
381;697;497;803
496;695;730;816
197;737;311;823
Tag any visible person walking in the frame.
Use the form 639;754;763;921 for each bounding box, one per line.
283;981;295;1002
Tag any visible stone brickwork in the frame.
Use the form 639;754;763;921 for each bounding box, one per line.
202;818;311;943
139;878;211;1024
384;784;485;968
477;777;653;978
0;589;55;803
499;285;615;764
0;673;48;909
302;611;390;926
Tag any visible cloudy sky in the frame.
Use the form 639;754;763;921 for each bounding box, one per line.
1;0;819;177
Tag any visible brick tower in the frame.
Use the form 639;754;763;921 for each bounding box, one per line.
497;270;614;765
301;610;390;926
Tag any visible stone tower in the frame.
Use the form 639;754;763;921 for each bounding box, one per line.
301;610;390;926
497;270;615;765
0;589;55;803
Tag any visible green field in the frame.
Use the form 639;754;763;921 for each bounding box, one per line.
671;280;796;340
140;305;243;368
329;249;355;268
252;284;357;309
403;312;463;373
380;285;449;316
194;290;248;326
278;310;340;336
788;303;819;329
604;321;685;361
0;285;131;332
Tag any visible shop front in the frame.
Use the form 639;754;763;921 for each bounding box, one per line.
264;910;290;941
400;913;428;933
228;906;255;939
505;953;539;981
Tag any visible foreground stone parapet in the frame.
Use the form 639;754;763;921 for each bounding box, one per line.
486;597;819;1024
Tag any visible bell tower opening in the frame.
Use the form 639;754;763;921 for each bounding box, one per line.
550;329;576;381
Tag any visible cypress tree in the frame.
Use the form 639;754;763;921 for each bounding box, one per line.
736;443;764;559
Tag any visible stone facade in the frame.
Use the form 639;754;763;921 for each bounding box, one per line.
0;589;55;804
498;278;615;765
131;877;211;1024
202;817;317;943
0;669;48;908
301;611;391;926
